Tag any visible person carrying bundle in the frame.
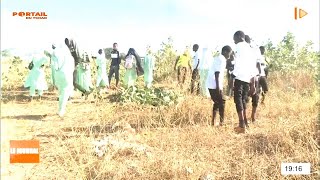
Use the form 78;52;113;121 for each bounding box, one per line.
124;48;144;87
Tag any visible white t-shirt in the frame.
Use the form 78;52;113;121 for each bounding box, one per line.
233;42;257;83
258;54;267;76
192;51;200;70
251;46;261;77
206;55;226;89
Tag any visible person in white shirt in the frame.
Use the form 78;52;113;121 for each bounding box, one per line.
191;44;200;94
206;45;233;126
232;31;257;133
245;35;261;124
226;51;235;97
258;46;269;103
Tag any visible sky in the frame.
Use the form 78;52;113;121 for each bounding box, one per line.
1;0;319;58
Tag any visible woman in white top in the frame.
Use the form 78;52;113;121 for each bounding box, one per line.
206;45;233;126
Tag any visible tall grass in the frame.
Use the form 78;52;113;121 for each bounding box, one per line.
1;68;318;179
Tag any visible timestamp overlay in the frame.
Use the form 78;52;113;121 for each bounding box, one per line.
281;163;311;175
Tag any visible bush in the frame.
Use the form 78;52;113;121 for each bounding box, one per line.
109;86;183;106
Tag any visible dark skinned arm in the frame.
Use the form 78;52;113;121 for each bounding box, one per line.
257;62;262;75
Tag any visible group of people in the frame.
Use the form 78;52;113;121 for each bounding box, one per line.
23;39;155;117
174;30;269;133
23;31;269;132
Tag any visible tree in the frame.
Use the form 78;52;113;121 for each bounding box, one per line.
154;37;177;82
265;32;318;74
103;48;113;59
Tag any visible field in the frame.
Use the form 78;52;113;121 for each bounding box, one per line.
1;53;319;180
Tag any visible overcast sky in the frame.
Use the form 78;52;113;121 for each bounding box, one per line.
1;0;319;57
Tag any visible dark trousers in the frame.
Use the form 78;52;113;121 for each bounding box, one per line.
259;76;268;94
227;73;234;96
264;67;269;78
191;69;200;94
209;89;226;123
177;66;187;84
251;77;261;108
108;65;120;85
234;79;250;112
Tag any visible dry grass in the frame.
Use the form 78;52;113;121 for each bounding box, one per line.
1;63;319;179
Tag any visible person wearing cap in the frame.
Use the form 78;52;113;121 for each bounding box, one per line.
143;45;155;88
24;51;49;101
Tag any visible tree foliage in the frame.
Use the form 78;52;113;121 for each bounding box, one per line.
153;37;177;82
265;32;319;75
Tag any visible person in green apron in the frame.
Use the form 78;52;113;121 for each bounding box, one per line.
143;46;155;88
45;44;58;90
96;49;109;91
124;48;144;88
75;52;94;98
24;52;49;101
199;46;211;98
54;39;75;117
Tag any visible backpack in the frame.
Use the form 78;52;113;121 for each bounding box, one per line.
124;55;134;69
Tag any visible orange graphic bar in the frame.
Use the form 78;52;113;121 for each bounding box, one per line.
294;7;297;20
10;140;40;163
